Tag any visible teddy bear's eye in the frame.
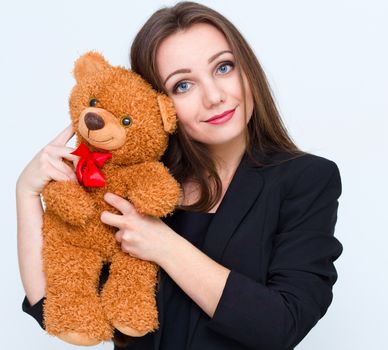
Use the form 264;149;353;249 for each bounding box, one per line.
121;116;133;127
89;98;98;107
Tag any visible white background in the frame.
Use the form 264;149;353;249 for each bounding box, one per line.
1;0;387;349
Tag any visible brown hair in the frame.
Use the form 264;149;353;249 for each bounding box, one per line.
130;1;307;213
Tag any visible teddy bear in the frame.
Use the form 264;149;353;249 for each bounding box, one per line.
40;51;182;346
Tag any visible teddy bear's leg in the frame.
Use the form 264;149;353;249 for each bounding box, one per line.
43;243;113;345
101;251;159;337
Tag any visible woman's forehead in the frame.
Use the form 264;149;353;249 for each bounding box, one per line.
156;23;232;77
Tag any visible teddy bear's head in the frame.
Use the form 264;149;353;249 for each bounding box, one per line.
69;52;177;165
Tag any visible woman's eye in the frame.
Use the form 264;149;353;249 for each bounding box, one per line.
173;81;191;94
172;61;234;94
217;61;234;74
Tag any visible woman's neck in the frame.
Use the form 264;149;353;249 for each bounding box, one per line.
207;135;246;182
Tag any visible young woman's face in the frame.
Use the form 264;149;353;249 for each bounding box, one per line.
156;23;254;147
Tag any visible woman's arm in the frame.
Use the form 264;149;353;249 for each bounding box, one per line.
16;189;46;306
16;125;78;307
101;192;231;318
159;233;231;318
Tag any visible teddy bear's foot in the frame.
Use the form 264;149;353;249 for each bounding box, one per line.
57;332;101;346
113;323;149;337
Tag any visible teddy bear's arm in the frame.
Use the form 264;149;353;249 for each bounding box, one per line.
124;162;182;218
41;181;97;226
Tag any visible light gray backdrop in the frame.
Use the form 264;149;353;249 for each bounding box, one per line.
1;0;387;349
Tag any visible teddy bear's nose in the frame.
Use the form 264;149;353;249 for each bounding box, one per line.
84;112;105;130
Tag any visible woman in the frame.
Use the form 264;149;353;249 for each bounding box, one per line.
17;1;343;349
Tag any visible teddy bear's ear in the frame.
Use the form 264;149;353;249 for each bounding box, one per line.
157;94;177;134
73;51;110;82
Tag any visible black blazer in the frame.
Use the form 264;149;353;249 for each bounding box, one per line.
124;150;343;350
23;150;343;350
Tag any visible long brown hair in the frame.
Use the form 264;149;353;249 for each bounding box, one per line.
130;1;307;213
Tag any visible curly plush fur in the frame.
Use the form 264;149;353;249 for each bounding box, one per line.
41;52;182;346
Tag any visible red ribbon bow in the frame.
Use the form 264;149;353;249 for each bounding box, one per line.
70;143;112;187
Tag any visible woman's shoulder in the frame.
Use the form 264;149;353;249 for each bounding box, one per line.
256;151;341;196
261;150;339;174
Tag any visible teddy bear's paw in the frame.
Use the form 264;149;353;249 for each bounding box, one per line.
112;323;149;337
57;332;101;346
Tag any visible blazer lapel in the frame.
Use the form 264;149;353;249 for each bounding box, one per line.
202;164;264;261
186;151;265;348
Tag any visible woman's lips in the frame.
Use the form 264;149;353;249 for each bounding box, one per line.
205;108;236;125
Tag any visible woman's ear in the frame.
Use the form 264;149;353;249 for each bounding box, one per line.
157;94;177;134
73;51;110;83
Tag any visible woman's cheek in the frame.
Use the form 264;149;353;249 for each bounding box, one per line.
174;93;204;138
178;119;198;139
175;107;196;132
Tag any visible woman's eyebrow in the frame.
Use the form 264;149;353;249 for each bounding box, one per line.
163;50;233;85
208;49;233;63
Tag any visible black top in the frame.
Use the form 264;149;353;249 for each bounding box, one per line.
22;209;215;350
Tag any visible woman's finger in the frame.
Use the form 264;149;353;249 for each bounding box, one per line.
45;162;73;182
47;156;77;181
115;230;136;256
114;230;124;243
121;244;134;256
100;211;128;229
41;144;79;171
49;124;75;146
53;145;79;162
50;145;80;169
104;192;135;215
44;144;79;163
120;237;136;256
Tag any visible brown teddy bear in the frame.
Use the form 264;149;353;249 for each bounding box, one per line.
40;52;182;346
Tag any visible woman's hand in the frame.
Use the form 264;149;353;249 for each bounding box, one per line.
101;192;176;264
16;125;80;304
16;125;79;197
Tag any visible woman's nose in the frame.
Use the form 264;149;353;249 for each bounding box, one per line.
202;80;226;108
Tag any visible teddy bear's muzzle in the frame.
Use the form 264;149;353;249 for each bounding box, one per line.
78;107;127;150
